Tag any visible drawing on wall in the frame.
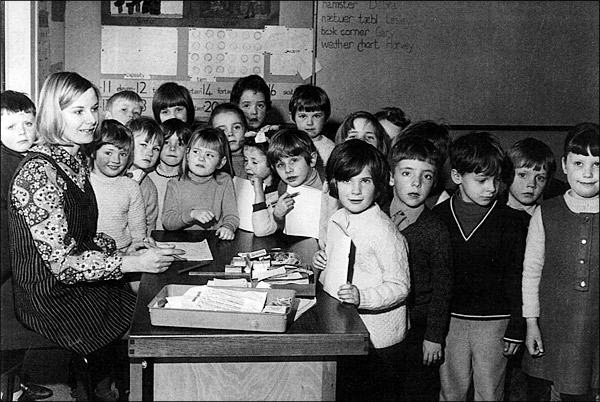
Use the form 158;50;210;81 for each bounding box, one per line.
188;1;279;28
110;1;183;18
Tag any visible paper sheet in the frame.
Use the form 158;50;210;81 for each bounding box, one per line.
155;239;213;261
233;177;255;232
319;220;354;301
283;184;322;238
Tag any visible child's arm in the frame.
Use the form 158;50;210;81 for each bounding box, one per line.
251;180;278;237
216;176;239;240
128;180;148;243
161;180;196;231
359;228;410;311
140;177;158;235
522;208;546;356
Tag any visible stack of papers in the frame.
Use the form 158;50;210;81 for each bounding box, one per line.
156;239;213;261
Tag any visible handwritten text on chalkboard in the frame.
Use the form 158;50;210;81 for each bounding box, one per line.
319;1;414;53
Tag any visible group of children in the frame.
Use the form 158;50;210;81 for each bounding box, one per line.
1;71;598;402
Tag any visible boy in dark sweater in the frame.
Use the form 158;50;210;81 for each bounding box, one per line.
384;133;453;401
433;131;526;401
1;90;54;400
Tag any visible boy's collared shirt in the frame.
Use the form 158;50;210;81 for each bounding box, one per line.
389;197;425;231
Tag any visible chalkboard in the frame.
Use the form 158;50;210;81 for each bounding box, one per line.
315;1;599;126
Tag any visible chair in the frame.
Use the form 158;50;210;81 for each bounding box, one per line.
1;279;93;401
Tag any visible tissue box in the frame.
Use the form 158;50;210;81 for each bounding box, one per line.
148;284;296;333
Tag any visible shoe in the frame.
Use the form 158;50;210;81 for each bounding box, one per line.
17;383;53;401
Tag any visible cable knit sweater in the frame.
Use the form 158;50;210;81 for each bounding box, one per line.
321;204;411;349
89;172;146;250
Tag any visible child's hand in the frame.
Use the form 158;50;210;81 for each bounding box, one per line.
250;176;264;190
422;340;443;366
503;341;521;356
525;318;545;357
215;227;235;241
312;249;327;270
273;191;299;220
190;209;215;224
337;283;360;306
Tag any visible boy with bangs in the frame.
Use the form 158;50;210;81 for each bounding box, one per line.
104;90;143;126
433;131;526;401
384;134;453;401
289;84;335;166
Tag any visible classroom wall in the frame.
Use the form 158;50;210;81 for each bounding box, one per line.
61;1;596;183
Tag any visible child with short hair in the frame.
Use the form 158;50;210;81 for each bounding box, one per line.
399;120;453;208
433;131;526;401
289;84;335;166
127;116;164;234
374;106;411;140
208;102;248;178
162;127;238;240
522;122;599;401
1;90;54;401
242;131;280;237
147;118;192;230
261;127;324;236
87;119;146;251
385;135;453;401
104;90;143;126
334;110;391;156
230;74;272;130
504;137;556;217
152;82;195;125
312;139;410;401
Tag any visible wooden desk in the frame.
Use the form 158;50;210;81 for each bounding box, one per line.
128;230;369;401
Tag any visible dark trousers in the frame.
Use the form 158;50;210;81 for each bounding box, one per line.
400;317;442;401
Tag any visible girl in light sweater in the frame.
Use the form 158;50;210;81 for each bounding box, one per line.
162;127;239;240
312;139;410;401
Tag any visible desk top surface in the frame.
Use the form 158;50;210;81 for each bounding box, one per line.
128;230;369;358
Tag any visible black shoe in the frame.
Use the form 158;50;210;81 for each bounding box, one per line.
18;383;53;401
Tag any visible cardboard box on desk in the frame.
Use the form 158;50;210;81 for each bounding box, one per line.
148;284;297;333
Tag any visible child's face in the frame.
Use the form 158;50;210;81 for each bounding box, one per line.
186;143;225;178
391;159;437;208
212;111;245;154
336;167;377;214
238;90;267;130
509;166;548;206
562;151;599;199
378;118;402;140
293;110;326;139
160;134;186;167
243;146;271;181
93;144;130;178
452;171;501;206
346;117;379;150
159;105;188;123
132;134;161;171
105;98;142;126
1;111;36;153
61;88;99;148
274;153;317;188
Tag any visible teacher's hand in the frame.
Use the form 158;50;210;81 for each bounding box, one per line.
121;247;186;274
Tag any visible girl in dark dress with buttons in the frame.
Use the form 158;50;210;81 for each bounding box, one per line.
8;72;184;400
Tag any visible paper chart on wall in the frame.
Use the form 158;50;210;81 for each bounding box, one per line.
188;28;265;80
101;26;178;76
263;26;316;77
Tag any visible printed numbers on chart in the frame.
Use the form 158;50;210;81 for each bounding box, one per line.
269;84;277;97
136;81;147;94
203;101;220;114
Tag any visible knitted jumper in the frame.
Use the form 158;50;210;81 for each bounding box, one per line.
147;169;178;230
162;172;239;232
321;205;410;349
90;172;146;250
434;195;526;342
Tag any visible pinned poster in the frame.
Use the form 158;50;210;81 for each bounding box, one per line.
233;177;255;232
319;219;355;301
283;184;322;238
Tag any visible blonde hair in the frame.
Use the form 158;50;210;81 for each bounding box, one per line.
36;72;101;146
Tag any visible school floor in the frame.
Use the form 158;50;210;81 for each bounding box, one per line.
4;348;528;401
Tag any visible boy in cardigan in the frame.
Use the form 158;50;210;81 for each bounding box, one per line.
384;135;453;401
433;131;526;401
